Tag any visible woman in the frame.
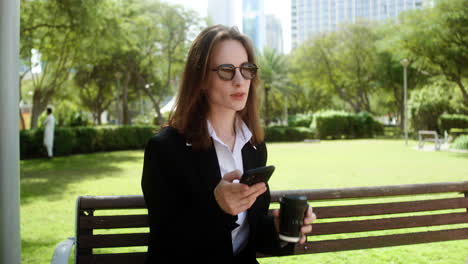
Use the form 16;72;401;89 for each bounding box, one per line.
141;25;315;264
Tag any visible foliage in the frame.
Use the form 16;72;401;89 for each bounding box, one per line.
20;125;156;159
265;126;315;142
20;0;110;128
439;114;468;132
258;47;289;124
394;0;468;107
449;128;468;141
288;114;314;127
408;81;453;132
291;22;380;113
314;111;383;139
451;135;468;150
20;0;205;128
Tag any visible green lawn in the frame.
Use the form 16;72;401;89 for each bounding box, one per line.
20;140;468;263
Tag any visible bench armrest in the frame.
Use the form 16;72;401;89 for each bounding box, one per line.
51;237;75;264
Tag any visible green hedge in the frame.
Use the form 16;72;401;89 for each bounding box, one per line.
288;114;314;127
265;126;315;142
452;135;468;150
439;114;468;132
20;126;157;159
314;111;383;139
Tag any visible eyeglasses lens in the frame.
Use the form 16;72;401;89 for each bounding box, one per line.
240;65;256;80
218;66;235;80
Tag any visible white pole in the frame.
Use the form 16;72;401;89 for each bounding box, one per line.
400;58;410;146
404;65;408;146
0;0;21;263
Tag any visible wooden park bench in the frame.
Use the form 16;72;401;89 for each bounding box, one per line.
418;130;443;151
51;181;468;264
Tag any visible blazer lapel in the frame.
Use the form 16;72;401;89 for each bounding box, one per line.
242;142;257;172
196;143;222;191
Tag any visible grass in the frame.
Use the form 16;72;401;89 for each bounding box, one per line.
20;139;468;264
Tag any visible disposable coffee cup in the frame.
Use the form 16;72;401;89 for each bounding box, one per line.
279;195;309;243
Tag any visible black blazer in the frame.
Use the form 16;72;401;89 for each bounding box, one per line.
141;126;291;264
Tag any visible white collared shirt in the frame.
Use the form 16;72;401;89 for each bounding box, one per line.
207;117;253;255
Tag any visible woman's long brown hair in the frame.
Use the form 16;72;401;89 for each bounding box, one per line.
168;25;264;151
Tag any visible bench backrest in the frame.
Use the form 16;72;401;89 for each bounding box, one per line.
75;181;468;263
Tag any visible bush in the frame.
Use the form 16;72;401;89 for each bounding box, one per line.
313;111;383;139
439;114;468;132
449;128;468;141
288;114;313;127
452;135;468;150
265;126;315;142
409;83;453;133
20;125;157;159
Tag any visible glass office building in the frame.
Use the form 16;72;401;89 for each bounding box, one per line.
243;0;266;53
291;0;429;48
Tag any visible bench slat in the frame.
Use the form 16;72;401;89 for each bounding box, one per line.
312;197;468;219
80;195;146;210
79;233;149;249
311;212;468;235
77;181;468;210
79;215;148;229
270;181;468;202
79;252;146;264
294;227;468;254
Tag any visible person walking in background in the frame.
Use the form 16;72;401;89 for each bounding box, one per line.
43;107;55;158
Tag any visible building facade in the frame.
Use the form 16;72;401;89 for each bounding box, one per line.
207;0;243;31
265;14;284;53
291;0;429;49
242;0;266;52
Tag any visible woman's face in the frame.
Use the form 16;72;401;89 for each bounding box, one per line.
205;39;251;115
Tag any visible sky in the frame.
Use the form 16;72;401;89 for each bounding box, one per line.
162;0;292;53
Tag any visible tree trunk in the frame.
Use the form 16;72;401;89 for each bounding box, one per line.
455;79;468;107
30;90;49;129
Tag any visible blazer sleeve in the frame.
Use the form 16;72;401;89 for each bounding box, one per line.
141;136;198;260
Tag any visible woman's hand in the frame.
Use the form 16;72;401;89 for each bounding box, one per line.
272;207;317;244
214;170;267;216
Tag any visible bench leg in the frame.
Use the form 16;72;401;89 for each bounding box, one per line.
51;237;75;264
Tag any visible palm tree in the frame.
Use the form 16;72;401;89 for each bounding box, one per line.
258;47;289;125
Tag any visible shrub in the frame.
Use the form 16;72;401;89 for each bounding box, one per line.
265;126;315;142
20;125;157;159
452;135;468;150
409;83;453;133
449;128;468;141
313;111;383;139
288;114;313;127
439;114;468;132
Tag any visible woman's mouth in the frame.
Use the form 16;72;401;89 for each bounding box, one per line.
231;92;246;101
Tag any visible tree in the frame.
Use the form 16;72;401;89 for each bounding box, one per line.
74;62;116;125
20;0;109;128
292;22;380;113
115;0;205;125
397;0;468;106
258;47;289;124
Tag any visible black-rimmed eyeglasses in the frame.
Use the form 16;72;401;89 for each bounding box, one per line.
210;62;258;81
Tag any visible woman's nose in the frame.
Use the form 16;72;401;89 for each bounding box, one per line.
232;68;247;85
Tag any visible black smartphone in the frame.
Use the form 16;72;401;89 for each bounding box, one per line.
240;165;275;186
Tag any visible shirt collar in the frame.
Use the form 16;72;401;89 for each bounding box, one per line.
207;116;252;147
